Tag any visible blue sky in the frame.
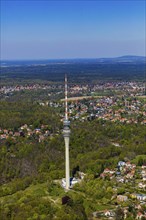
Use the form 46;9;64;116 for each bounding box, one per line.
1;0;145;60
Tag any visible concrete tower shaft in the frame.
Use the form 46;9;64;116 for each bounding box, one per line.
64;135;70;189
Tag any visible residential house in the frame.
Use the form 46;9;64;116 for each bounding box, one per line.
136;212;145;220
14;132;20;137
117;195;128;202
142;165;146;169
136;194;146;201
104;210;115;217
138;182;146;190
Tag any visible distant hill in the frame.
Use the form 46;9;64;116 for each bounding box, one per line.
95;55;146;64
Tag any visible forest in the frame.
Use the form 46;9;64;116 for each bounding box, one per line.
1;61;145;86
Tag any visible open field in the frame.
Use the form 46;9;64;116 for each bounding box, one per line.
136;95;146;99
61;95;146;102
61;95;103;101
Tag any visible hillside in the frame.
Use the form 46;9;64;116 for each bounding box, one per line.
0;101;146;219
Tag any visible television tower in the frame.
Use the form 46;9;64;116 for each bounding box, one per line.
63;74;71;190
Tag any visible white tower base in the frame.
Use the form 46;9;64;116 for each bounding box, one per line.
65;137;70;190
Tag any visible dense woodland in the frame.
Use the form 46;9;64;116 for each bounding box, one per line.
1;62;145;86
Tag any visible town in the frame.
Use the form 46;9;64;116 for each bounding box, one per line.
0;95;146;141
92;161;146;219
0;80;145;99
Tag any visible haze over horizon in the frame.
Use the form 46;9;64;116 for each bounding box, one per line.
1;0;145;60
1;55;146;62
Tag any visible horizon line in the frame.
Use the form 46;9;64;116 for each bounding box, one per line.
1;55;146;61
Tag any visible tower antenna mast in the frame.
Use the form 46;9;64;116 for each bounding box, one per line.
65;74;68;121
